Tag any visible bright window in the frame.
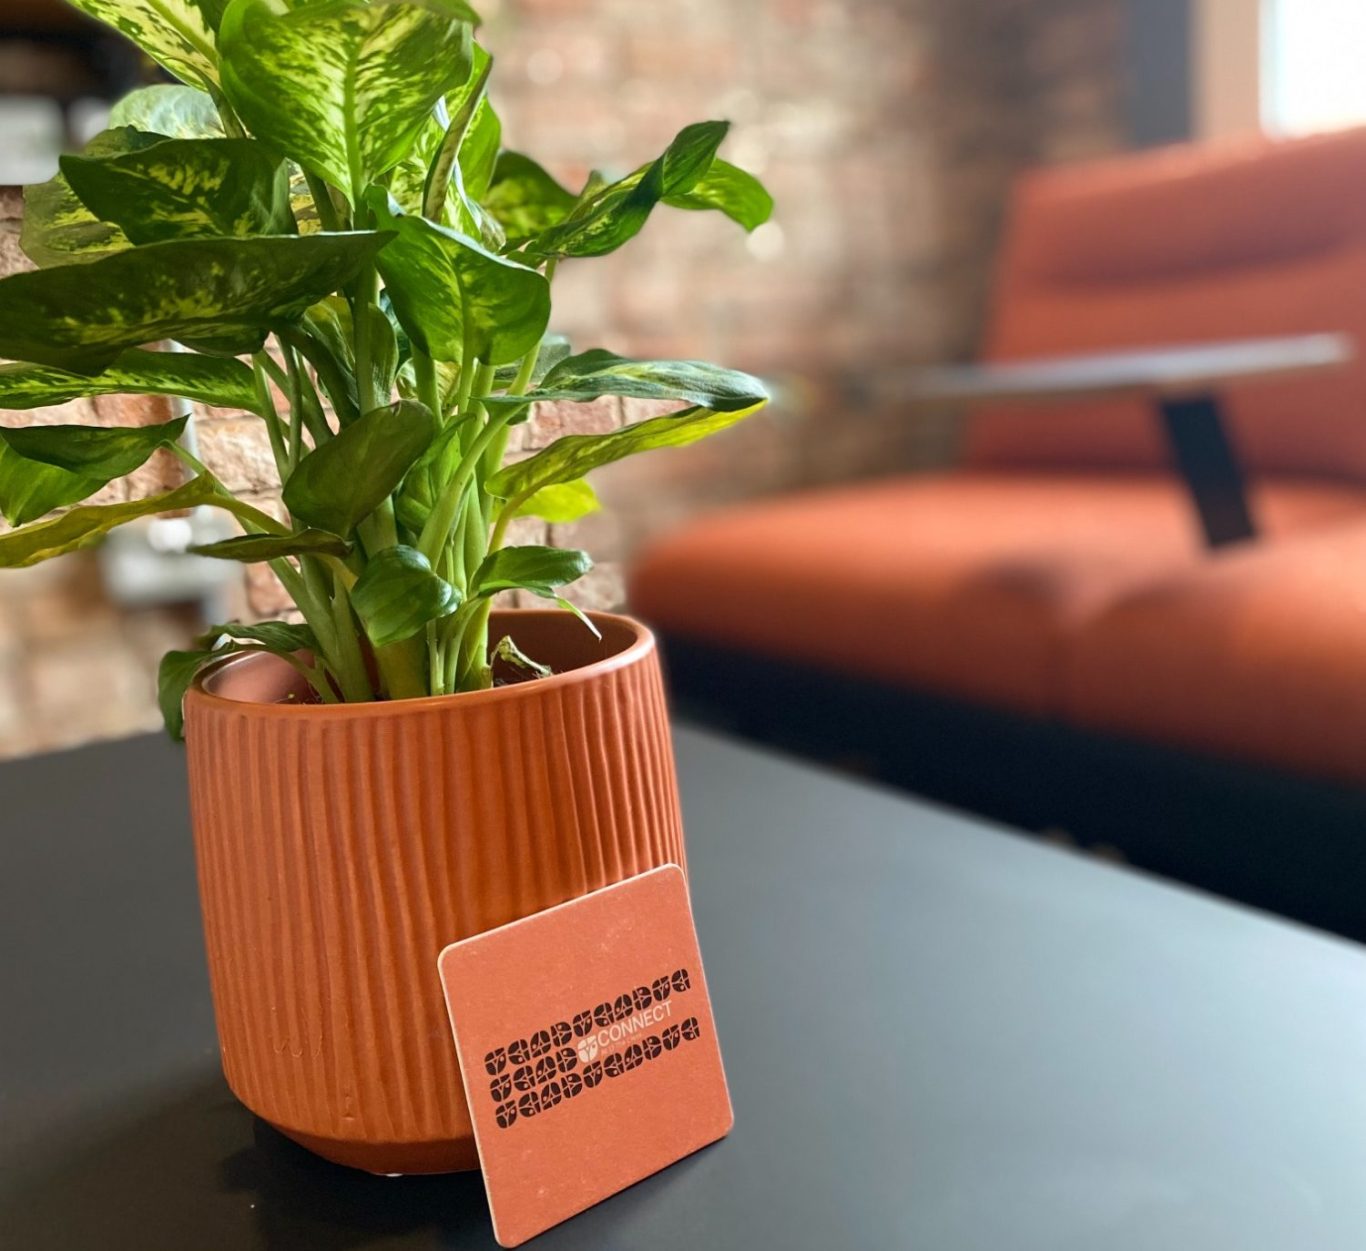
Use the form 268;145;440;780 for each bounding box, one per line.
1263;0;1366;134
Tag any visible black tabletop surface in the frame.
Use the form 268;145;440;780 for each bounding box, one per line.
3;725;1366;1250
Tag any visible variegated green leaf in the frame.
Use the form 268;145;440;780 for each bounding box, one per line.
108;84;224;139
20;128;163;268
371;197;549;365
421;45;489;215
470;544;592;598
524;121;729;259
283;400;437;534
197;620;317;653
487;402;767;508
0;232;392;375
189;529;351;561
219;0;476;202
0;350;255;411
390;108;504;249
65;0;225;91
0;474;220;568
663;159;773;231
483;349;769;415
0;415;188;526
351;545;460;646
61;138;295;245
492;634;551;679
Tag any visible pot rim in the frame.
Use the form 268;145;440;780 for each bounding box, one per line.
185;608;656;720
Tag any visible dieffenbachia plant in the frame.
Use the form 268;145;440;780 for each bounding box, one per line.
0;0;772;735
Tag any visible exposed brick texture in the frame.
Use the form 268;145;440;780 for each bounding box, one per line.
0;0;1125;756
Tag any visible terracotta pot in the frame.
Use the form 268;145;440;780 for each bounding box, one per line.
183;610;685;1174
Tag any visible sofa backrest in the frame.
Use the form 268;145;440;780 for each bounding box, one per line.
964;128;1366;481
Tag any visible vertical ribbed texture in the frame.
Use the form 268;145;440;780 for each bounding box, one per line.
184;617;684;1174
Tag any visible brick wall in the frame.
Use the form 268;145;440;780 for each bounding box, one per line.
0;0;1126;756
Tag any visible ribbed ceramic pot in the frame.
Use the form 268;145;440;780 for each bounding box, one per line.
182;610;685;1175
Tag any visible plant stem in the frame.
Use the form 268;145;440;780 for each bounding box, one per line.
303;170;343;233
251;356;291;481
426;620;444;696
375;640;426;701
508;346;540;397
283;347;307;472
453;340;477;422
272;338;330;446
327;568;373;702
455;597;494;691
353;266;379;416
282;328;358;425
413;349;444;423
416;390;507;565
170;446;291;538
209;86;246;138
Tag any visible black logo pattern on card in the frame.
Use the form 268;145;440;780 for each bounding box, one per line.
480;968;701;1130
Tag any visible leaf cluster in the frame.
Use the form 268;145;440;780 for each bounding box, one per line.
0;0;772;733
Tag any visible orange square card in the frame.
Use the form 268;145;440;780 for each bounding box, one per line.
437;865;733;1247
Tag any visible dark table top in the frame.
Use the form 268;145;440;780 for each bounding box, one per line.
4;725;1366;1249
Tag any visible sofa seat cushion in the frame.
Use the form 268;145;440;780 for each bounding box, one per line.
629;472;1366;718
1068;519;1366;785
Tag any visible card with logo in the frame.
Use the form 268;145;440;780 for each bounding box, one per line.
437;864;733;1247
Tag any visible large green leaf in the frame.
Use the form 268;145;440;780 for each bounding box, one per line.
188;529;351;562
484;349;769;415
65;0;224;91
0;232;391;375
351;545;460;646
0;350;255;411
21;127;163;269
664;159;773;231
108;84;224;139
483;152;577;243
0;474;219;568
0;415;188;526
524;121;729;258
218;0;475;202
282;400;436;534
470;544;592;598
61;138;295;245
487;401;767;508
372;202;550;365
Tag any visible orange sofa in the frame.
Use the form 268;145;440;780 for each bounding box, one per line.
630;129;1366;938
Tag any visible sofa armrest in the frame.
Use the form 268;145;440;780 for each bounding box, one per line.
887;333;1354;551
898;334;1353;407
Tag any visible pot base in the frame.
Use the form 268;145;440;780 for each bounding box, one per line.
276;1124;480;1175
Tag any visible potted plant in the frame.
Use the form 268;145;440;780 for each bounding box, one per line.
0;0;771;1173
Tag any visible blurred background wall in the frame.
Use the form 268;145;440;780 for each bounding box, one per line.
0;0;1146;755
